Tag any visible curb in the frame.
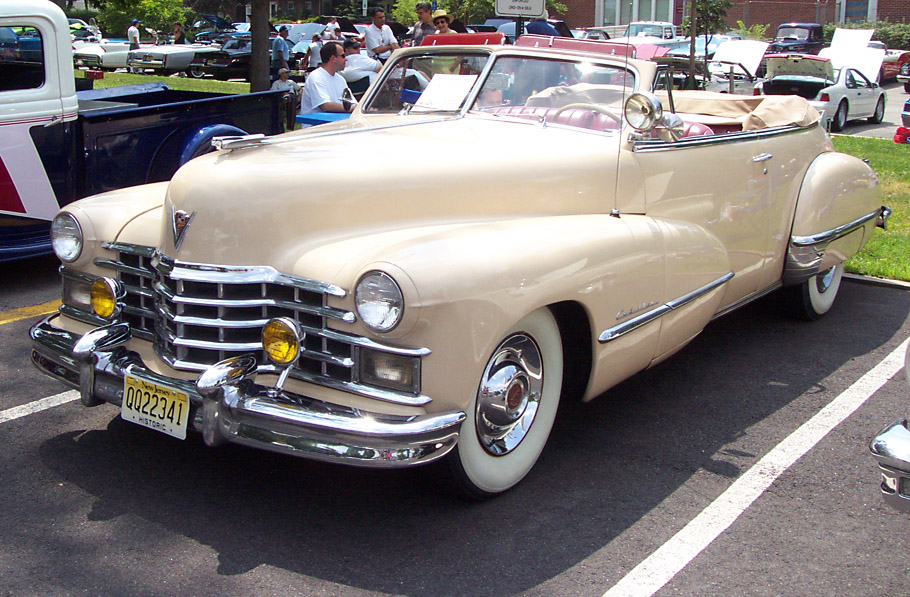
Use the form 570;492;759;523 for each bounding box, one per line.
844;272;910;290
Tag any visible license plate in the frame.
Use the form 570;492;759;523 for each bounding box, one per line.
122;374;189;440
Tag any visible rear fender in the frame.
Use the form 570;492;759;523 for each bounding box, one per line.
784;152;881;285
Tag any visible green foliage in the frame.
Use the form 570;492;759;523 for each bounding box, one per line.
823;21;910;51
681;0;734;36
91;0;191;39
390;0;565;30
76;69;250;93
732;19;769;40
833;136;910;282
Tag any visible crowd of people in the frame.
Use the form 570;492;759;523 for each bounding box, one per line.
263;4;489;129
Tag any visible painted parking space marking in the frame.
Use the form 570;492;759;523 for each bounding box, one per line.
0;299;61;326
0;390;79;425
604;337;909;597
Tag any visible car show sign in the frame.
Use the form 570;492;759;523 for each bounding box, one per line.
495;0;545;19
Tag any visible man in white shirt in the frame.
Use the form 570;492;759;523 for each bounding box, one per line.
339;39;381;84
127;19;141;72
364;7;399;62
300;41;355;115
323;17;340;40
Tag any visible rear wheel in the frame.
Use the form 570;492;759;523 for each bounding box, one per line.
446;308;563;499
186;66;205;78
831;100;848;132
868;95;885;123
789;264;844;320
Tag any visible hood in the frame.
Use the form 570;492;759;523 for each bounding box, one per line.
818;45;885;84
765;54;833;80
710;40;769;78
159;116;629;271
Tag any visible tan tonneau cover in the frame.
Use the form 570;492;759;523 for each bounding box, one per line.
655;90;821;130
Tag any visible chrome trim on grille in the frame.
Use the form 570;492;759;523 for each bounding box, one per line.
96;242;428;406
599;272;733;343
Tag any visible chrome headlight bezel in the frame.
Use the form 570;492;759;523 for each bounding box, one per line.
624;91;663;132
50;212;83;262
354;271;404;333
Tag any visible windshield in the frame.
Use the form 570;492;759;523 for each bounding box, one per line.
777;27;809;40
627;23;672;38
363;52;637;117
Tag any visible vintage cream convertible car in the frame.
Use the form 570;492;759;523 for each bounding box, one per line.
30;43;889;498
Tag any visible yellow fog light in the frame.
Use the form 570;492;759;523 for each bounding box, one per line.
90;277;122;319
262;317;303;365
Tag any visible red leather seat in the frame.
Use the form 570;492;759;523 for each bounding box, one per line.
485;105;621;132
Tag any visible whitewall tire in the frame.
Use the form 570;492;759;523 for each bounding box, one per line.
795;263;844;320
447;308;563;499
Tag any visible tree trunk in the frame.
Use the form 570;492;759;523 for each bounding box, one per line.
250;0;270;93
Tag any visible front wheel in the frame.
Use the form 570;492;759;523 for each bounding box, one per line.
831;100;848;132
868;96;885;124
446;308;563;499
789;264;844;320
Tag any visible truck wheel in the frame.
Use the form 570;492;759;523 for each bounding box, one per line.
446;308;563;499
831;100;848;132
789;264;844;321
868;96;885;124
178;124;248;165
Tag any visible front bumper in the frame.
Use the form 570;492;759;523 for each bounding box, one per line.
30;315;465;467
870;419;910;513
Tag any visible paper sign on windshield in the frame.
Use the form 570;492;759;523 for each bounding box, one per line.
414;74;478;111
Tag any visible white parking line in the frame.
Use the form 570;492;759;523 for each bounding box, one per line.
0;390;79;424
604;337;909;597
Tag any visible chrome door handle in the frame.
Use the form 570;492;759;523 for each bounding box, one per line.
752;153;773;162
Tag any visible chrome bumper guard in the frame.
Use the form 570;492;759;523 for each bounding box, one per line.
870;419;910;514
30;315;465;467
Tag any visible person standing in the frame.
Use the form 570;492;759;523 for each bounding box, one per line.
172;22;186;44
411;2;435;46
364;7;399;62
271;26;290;81
127;19;141;73
323;17;340;40
127;19;141;50
299;41;355;114
526;12;560;36
303;33;323;72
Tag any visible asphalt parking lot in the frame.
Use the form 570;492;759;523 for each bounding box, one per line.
1;254;909;596
844;79;906;139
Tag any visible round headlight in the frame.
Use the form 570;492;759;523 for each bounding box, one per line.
90;277;121;319
355;271;404;332
50;212;83;262
624;92;663;131
262;317;303;365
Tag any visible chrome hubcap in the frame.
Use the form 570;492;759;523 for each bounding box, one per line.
475;333;543;456
816;265;837;294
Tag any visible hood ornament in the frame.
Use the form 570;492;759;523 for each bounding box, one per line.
172;207;195;250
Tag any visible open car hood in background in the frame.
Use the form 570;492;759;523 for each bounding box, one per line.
765;54;833;80
710;40;769;77
819;46;886;83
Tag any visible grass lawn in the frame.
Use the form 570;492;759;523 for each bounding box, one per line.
833;136;910;282
76;70;251;94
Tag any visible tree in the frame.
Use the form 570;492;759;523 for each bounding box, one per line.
89;0;189;38
682;0;732;82
249;0;270;92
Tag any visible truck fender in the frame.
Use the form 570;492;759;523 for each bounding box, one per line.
784;151;881;285
178;124;248;166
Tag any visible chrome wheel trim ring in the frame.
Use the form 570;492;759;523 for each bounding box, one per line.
475;333;544;456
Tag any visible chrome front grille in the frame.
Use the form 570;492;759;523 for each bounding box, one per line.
93;243;419;399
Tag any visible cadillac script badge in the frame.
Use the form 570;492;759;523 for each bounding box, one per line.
172;207;195;250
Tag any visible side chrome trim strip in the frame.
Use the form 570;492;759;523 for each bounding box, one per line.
632;124;809;152
790;208;882;247
599;272;734;343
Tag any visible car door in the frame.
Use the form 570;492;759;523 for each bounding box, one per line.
844;68;875;117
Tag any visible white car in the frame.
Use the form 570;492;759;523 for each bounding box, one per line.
755;54;886;131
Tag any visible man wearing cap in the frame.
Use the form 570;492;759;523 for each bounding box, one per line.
299;41;355;115
339;38;381;84
526;11;560;36
364;7;399;62
411;2;435;46
128;19;141;50
271;68;301;130
271;26;290;81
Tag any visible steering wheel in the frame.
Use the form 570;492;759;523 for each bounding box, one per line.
545;102;622;127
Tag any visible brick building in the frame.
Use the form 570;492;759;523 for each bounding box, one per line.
559;0;905;31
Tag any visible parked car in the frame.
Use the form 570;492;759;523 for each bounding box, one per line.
72;40;132;70
571;27;610;41
766;22;825;55
870;343;910;513
197;36;252;80
870;40;910;82
755;53;886;131
127;43;220;77
190;13;240;44
707;39;769;94
30;41;888;499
